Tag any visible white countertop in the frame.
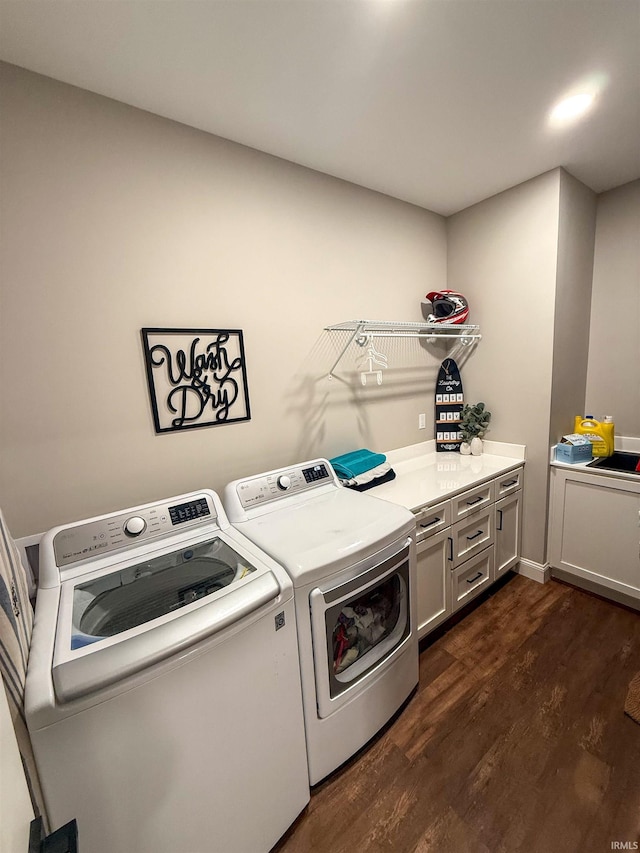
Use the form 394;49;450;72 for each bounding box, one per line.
369;440;526;512
550;437;640;485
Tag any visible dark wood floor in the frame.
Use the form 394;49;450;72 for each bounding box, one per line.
275;574;640;853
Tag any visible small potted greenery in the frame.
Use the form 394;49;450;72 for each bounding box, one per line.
459;402;492;455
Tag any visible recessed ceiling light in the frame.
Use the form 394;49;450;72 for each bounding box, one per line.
548;92;596;126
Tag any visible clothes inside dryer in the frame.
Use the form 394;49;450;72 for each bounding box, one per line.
72;537;257;649
331;574;402;676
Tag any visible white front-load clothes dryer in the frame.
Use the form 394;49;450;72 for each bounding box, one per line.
224;459;418;785
25;490;309;853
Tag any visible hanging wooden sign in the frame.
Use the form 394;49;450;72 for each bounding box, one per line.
434;358;464;452
141;328;251;434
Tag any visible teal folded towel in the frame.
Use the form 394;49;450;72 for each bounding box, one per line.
329;449;387;479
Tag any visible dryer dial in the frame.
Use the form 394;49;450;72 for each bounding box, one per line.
276;475;292;491
123;516;146;537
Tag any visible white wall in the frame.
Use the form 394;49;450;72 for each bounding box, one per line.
549;170;597;446
447;169;601;567
586;179;640;437
0;62;447;537
447;171;561;566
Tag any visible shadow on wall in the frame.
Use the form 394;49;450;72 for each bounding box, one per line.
284;332;479;461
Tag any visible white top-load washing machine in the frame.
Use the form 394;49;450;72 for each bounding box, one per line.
224;459;418;785
25;489;309;853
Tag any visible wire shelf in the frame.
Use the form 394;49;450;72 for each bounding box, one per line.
324;319;481;378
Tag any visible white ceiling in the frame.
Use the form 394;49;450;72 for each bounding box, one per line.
1;0;639;215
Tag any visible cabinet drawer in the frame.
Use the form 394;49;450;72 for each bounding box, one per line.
414;501;451;541
450;506;495;567
494;467;523;499
450;481;494;521
452;546;495;612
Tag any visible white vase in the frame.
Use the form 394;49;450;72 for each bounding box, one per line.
470;436;483;456
460;441;471;455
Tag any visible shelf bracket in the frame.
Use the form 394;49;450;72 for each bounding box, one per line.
327;324;364;379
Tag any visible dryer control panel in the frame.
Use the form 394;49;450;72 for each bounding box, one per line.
53;494;216;568
231;461;335;511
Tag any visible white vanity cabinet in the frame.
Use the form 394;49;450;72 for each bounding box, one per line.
548;465;640;608
413;465;524;639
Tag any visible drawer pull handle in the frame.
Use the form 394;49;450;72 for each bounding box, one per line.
447;537;453;562
501;479;517;488
497;509;503;531
466;530;483;541
466;496;484;506
466;571;483;584
419;516;441;529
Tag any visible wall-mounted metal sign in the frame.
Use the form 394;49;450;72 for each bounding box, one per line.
141;328;251;434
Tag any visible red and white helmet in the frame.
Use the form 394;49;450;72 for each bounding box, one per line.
424;290;469;325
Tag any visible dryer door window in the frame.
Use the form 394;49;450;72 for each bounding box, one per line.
72;537;256;648
332;573;402;677
309;540;412;718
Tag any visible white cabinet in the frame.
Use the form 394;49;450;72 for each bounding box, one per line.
548;466;640;607
495;490;521;577
416;529;452;637
412;465;524;639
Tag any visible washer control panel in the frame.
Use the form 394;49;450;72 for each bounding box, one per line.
53;494;215;568
235;462;332;509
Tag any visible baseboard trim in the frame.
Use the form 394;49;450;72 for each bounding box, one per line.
514;558;550;584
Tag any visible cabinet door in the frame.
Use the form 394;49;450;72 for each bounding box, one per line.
495;490;521;576
415;528;452;639
548;468;640;600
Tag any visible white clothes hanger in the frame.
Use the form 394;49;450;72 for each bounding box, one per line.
359;336;388;385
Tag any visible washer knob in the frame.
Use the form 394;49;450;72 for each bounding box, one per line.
276;475;292;491
124;516;146;537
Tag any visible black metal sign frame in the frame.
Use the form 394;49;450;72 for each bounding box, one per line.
141;328;251;434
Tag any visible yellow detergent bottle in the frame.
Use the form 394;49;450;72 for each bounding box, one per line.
573;415;613;457
602;415;615;456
